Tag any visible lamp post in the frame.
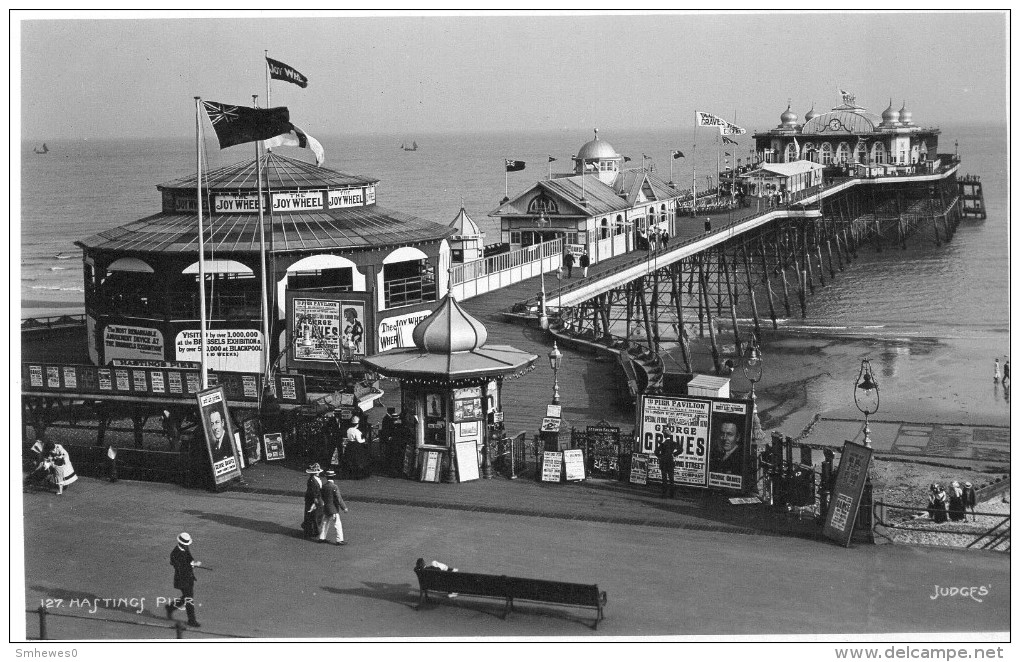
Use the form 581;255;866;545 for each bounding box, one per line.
854;358;879;448
548;341;563;405
742;337;764;445
535;211;550;330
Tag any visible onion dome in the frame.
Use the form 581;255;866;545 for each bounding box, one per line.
898;101;913;125
576;128;620;161
780;104;798;126
804;103;818;121
882;99;900;125
449;206;482;238
412;293;488;353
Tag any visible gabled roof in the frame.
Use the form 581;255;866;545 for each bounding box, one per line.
158;152;377;191
490;175;631;218
613;169;679;206
76;204;455;255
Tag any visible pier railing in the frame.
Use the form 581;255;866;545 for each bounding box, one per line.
20;314;86;332
450;238;564;301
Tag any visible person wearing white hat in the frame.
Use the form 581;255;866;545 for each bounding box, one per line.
302;463;324;538
318;470;350;546
166;532;202;627
948;481;966;521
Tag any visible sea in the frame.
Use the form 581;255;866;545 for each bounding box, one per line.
19;123;1010;428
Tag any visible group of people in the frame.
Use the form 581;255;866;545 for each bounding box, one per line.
993;357;1010;387
560;249;591;279
636;228;670;251
927;481;977;523
301;462;351;544
25;440;77;494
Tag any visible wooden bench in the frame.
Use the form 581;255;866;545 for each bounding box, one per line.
414;564;607;629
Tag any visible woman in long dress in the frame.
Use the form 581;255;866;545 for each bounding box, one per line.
345;416;371;479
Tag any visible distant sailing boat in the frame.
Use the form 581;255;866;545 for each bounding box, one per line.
34;143;49;154
403;141;418;152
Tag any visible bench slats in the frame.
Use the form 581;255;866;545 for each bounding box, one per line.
415;566;606;629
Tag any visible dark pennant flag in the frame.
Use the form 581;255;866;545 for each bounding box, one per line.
672;150;685;159
203;102;293;149
722;136;738;145
505;159;526;172
548;155;557;162
266;57;309;88
623;156;632;162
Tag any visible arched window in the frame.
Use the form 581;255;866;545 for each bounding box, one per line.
601;218;609;240
836;142;851;164
801;142;815;162
615;214;624;235
872;142;886;164
785;142;798;163
820;142;833;165
919;141;929;159
857;141;869;164
527;194;558;215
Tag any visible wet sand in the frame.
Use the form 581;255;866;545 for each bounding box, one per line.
667;328;1010;441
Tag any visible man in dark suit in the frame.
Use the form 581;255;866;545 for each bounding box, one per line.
655;437;678;498
208;408;231;462
711;421;744;475
318;470;350;546
302;463;324;538
165;532;201;627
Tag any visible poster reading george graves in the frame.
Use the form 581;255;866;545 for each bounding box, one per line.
639;396;710;486
292;296;366;363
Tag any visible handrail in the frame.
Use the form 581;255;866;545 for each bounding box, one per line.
450;238;564;287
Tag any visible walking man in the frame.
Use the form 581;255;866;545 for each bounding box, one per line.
563;250;575;278
704;217;712;233
318;470;350;546
166;532;202;627
655;437;677;498
579;249;590;278
994;358;1000;383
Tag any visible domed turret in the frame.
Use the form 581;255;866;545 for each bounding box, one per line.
881;99;900;126
411;293;488;353
780;104;798;127
574;128;623;184
898;101;913;126
804;103;818;122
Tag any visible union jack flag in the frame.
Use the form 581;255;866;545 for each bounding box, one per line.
202;101;292;149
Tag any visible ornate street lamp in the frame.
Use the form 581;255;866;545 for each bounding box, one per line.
742;337;764;445
548;341;563;405
535;211;550;330
854;358;880;448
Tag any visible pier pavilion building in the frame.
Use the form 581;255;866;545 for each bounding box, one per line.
754;98;941;174
75;153;455;379
490;131;684;266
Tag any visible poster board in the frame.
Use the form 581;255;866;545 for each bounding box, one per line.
823;442;874;547
452;386;483;423
629;453;649;485
286;291;372;372
638;395;753;491
402;444;416;478
241;418;261;465
420;450;441;483
263;433;285;461
196;386;241;486
541;417;561;432
546;404;562;418
454;441;480;482
585;422;620;477
541;452;563;482
563;449;586;481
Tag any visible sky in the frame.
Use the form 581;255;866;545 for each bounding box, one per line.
16;10;1010;141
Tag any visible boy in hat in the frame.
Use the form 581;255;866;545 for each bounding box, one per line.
318;470;350;546
302;463;324;538
166;532;202;627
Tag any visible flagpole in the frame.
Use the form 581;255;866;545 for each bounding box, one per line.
253;95;271;378
265;50;271;107
195;97;209;389
505;165;509;202
692;112;698;217
548;157;551;181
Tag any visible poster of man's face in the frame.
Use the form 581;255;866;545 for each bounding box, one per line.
198;386;240;484
709;412;747;478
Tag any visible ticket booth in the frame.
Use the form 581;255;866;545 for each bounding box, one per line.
361;294;536;483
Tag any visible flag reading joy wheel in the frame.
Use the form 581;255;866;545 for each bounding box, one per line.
266;56;308;88
202;101;293;149
505;159;526;172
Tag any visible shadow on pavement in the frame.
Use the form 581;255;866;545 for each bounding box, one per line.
182;510;304;539
320;581;418;609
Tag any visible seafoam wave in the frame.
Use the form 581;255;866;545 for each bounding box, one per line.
49;266;68;271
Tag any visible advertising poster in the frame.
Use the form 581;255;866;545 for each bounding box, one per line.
452;386;482;422
377;309;431;352
454;441;479;482
196;386;242;486
290;294;368;367
708;400;752;491
563;449;586;481
264;433;285;461
823;442;874;547
103;324;165;363
629;453;649;485
541;452;563;482
639;396;710;487
175;329;263;373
